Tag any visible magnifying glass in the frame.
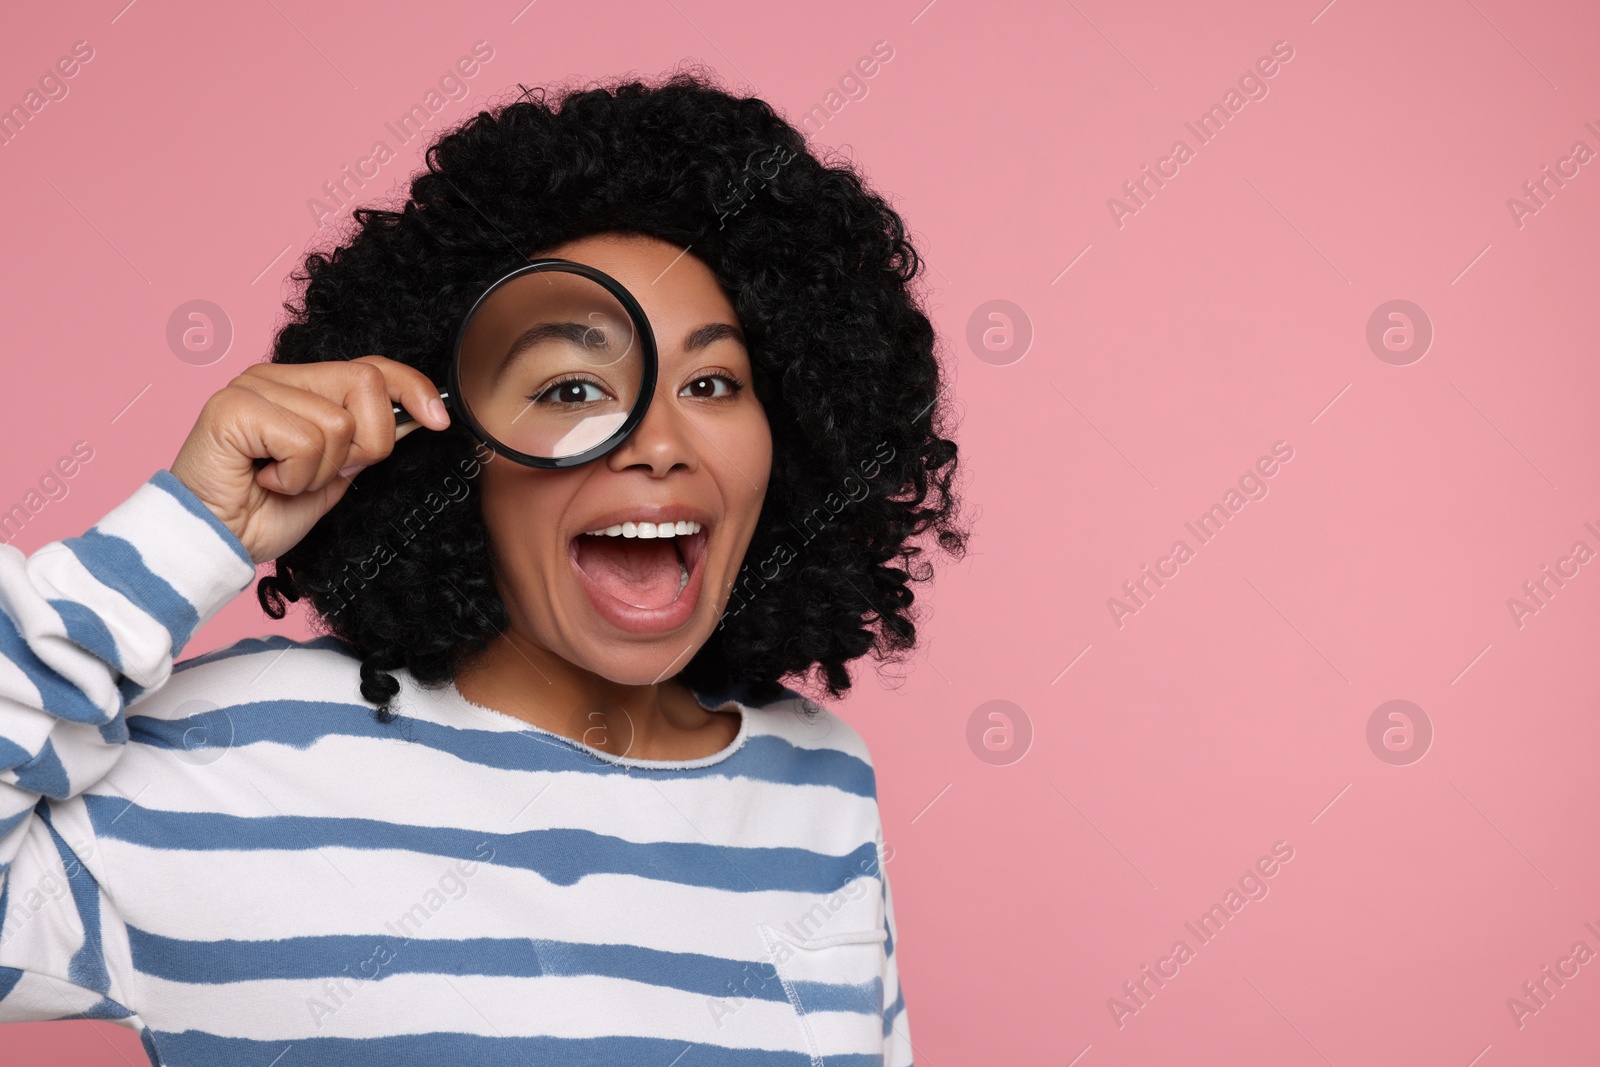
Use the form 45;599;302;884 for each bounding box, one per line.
394;258;659;469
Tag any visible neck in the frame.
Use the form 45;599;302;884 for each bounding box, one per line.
452;629;737;761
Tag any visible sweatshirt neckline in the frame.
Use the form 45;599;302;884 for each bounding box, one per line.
432;677;752;770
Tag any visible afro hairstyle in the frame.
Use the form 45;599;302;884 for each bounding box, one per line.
254;67;971;722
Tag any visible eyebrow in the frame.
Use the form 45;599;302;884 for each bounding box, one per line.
491;321;609;388
489;320;746;388
684;322;745;352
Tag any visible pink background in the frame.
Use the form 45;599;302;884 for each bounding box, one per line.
4;0;1599;1063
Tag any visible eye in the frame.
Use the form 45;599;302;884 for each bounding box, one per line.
679;372;745;400
529;376;609;405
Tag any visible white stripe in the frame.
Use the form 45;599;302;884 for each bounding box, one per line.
0;545;125;724
23;715;122;796
0;676;55;775
759;697;874;764
0;968;108;1021
112;733;880;856
0;815;88;975
93;834;885;958
133;969;883;1051
166;641;362;704
89;478;256;628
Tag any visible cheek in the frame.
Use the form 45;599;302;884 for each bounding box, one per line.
477;466;570;573
728;404;773;490
477;467;521;546
751;425;774;488
701;408;771;558
736;418;774;542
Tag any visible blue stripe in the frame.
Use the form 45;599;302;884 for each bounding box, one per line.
141;1030;883;1066
149;468;255;569
0;604;110;726
84;793;879;896
128;699;876;796
172;634;357;675
116;676;146;712
696;678;806;711
46;598;123;672
99;711;130;746
42;809;109;995
0;966;23;1003
0;866;11;956
61;529;199;653
11;739;70;800
0;736;30;775
55;994;135;1020
798;974;883;1017
126;926;878;1016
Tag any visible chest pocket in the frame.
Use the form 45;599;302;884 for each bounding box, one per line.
757;885;887;1065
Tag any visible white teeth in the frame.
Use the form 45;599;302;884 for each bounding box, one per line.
582;520;702;538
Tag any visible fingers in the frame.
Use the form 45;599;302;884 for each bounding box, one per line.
228;378;354;495
353;354;451;433
235;357;451;492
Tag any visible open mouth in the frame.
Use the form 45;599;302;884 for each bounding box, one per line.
570;524;710;611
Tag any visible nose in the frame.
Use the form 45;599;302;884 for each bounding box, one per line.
604;372;699;477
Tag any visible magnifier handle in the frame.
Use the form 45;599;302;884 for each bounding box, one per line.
393;391;451;426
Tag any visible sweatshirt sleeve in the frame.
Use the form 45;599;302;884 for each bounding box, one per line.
0;469;257;1021
881;839;913;1066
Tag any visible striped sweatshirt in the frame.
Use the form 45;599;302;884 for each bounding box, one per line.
0;469;912;1065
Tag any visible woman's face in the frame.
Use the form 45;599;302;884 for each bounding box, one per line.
474;232;772;685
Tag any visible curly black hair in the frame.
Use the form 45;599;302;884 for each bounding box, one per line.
255;66;970;722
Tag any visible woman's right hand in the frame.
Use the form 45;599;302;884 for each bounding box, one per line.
169;355;451;565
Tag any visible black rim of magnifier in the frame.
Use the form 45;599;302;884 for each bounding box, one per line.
393;258;660;471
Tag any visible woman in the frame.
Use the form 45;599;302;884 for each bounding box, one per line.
0;70;966;1064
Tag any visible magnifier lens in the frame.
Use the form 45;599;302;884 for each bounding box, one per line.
455;267;645;461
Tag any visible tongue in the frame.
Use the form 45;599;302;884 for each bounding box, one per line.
574;536;683;609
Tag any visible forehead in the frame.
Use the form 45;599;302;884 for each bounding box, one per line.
534;233;739;338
